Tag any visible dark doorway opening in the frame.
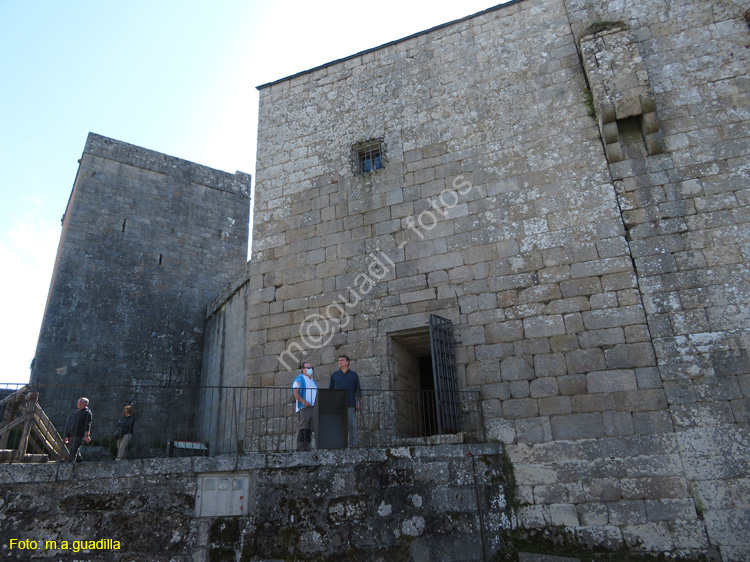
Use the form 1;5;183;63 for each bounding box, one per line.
388;315;460;439
419;354;438;436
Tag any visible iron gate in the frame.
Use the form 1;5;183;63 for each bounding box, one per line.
429;314;460;433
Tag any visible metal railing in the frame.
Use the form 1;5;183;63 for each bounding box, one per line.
0;383;484;461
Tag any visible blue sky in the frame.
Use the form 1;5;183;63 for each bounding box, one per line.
0;1;503;384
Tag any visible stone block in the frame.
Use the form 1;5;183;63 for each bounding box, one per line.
523;337;552;356
670;402;735;428
462;243;498;265
624;323;651;342
635;367;662;389
480;381;511;401
644;499;697;522
510;380;530;398
560;277;602;297
399;288;437;304
731;398;750;423
250;286;276;305
496;239;520;258
579;328;625;348
549;503;580;526
570;257;632;279
551;413;604;439
636;254;678;276
621;522;674;551
503;398;539;419
587;370;638;393
469;309;506;328
563;313;585;334
577;503;610;526
704;508;750;553
476;344;510;360
533;353;568;377
524;315;566;338
519;284;563;304
607;500;648;525
538;265;571;285
566;348;606;375
546;297;590;315
532;483;568;504
405;240;435;260
692;480;733;511
575;525;624;551
582;306;646;330
501;355;535;381
416;252;464;274
621;476;687;501
530;377;560;398
692;377;742;402
538;396;573;416
337;240;366;259
711;350;750;377
603;411;634;436
572;393;616;413
590;292;618;309
516;504;548;527
558;374;587;396
614;390;668;413
550;334;579;353
597;236;630;258
375;218;401;235
516;417;552;443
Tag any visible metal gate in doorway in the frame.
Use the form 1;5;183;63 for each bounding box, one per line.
429;314;460;434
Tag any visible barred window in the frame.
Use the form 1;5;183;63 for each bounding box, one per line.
351;137;387;175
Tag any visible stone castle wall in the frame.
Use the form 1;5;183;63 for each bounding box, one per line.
0;444;507;562
31;132;251;441
205;0;749;559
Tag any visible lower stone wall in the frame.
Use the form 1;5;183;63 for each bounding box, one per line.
0;444;508;562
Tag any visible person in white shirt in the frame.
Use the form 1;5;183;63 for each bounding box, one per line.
292;361;318;451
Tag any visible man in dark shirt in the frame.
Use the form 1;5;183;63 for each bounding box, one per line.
329;355;361;447
64;397;92;462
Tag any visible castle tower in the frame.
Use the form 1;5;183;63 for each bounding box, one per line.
31;133;251;445
205;0;750;557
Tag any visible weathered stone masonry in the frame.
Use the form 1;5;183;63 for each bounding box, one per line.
0;444;508;561
204;0;750;559
10;0;749;560
30;132;251;441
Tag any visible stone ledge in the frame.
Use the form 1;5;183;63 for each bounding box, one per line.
0;442;504;485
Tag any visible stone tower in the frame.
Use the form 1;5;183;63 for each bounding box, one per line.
31;133;251;442
204;0;750;558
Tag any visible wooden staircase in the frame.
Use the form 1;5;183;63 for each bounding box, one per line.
0;386;70;462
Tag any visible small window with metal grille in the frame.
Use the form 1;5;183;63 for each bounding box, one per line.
351;137;387;175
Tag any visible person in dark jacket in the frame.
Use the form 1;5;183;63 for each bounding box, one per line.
64;397;92;462
329;355;362;447
115;404;136;460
